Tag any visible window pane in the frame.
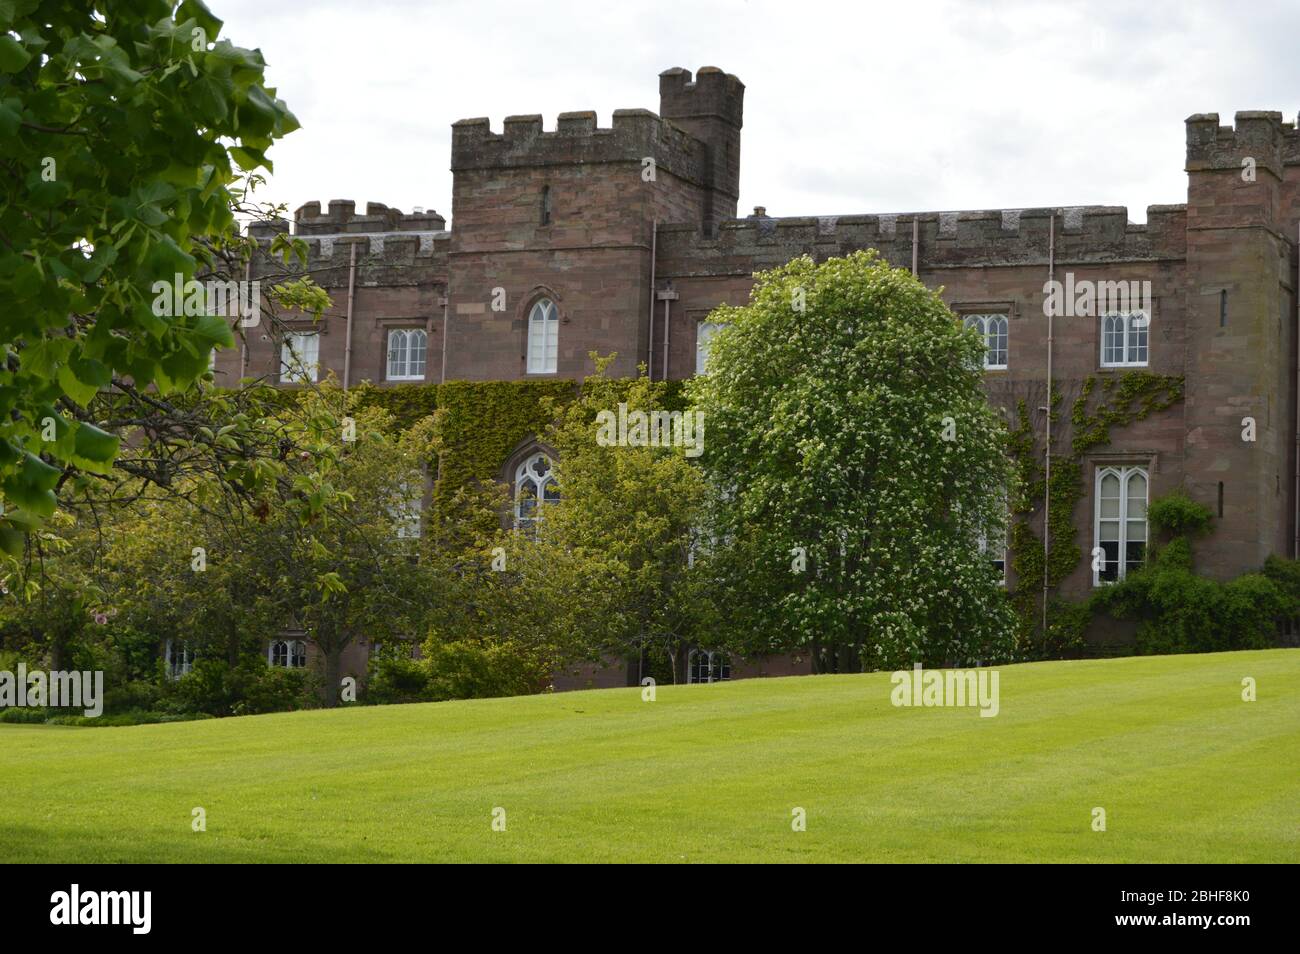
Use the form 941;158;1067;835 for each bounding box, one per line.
1099;473;1121;517
1125;540;1146;574
989;316;1008;367
388;330;406;377
1128;314;1149;364
410;330;427;376
696;322;723;374
1099;541;1120;581
1103;316;1123;365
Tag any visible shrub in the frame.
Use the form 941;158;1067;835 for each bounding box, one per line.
164;657;316;717
364;654;433;705
1037;599;1090;660
1147;490;1214;539
421;637;552;701
1089;494;1296;655
230;661;316;716
103;680;165;716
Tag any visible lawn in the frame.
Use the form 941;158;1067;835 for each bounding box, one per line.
1;649;1296;863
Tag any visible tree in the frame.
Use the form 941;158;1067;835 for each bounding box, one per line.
688;251;1017;672
0;0;300;551
490;359;712;682
1;380;442;712
251;386;437;706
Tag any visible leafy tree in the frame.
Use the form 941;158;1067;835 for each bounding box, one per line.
482;360;713;682
688;251;1017;672
256;387;438;705
1;380;444;712
0;0;304;551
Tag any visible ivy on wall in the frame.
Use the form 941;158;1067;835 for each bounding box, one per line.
251;376;689;520
429;379;578;511
1006;370;1185;652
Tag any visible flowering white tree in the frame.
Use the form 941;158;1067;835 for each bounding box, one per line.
688;251;1017;672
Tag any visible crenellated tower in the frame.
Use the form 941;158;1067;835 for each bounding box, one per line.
658;66;744;237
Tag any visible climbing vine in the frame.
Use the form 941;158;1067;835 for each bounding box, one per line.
1006;370;1185;654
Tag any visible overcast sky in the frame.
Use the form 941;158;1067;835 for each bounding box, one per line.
214;0;1300;228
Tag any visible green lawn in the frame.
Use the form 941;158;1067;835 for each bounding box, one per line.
1;649;1296;863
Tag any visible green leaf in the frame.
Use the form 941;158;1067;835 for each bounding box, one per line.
0;35;31;73
55;363;96;406
71;422;120;474
0;525;23;556
190;313;235;350
2;453;61;517
0;103;18;137
179;0;224;38
57;359;103;406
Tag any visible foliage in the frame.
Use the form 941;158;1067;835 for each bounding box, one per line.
688;250;1017;671
421;637;553;701
363;651;431;706
1147;489;1213;539
1007;371;1184;655
1089;491;1294;654
0;0;302;548
0;380;444;712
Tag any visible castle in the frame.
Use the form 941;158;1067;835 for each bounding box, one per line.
216;67;1299;686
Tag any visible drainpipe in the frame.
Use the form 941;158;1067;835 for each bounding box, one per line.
440;292;449;384
911;217;919;276
648;219;657;379
658;285;678;381
342;241;357;389
239;255;251;379
1043;213;1056;635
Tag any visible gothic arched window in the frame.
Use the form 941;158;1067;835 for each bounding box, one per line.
514;452;559;531
962;314;1008;370
527;299;558;374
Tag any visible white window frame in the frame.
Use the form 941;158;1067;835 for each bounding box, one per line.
695;321;725;375
280;332;320;383
963;314;1008;370
393;478;422;539
1100;311;1149;368
386;328;428;381
526;299;558;375
165;639;193;680
514;452;558;531
1093;465;1148;586
268;638;307;669
687;649;731;684
977;528;1007;585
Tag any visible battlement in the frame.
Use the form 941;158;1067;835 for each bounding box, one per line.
286;200;446;235
1186;110;1300;174
450;108;708;185
656;204;1187;276
658;66;744;128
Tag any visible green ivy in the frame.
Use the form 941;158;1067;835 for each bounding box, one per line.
1007;370;1185;652
239;376;688;521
